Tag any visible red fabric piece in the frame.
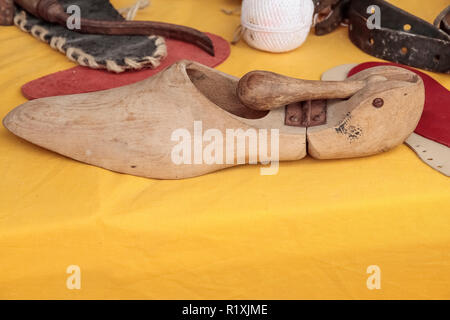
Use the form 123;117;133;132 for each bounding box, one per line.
349;62;450;148
22;32;230;100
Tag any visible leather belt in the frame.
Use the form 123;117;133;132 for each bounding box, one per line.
434;5;450;34
313;0;450;74
348;0;449;74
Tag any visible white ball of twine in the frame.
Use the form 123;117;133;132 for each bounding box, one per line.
241;0;315;53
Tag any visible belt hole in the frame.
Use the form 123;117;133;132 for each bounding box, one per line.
434;55;440;63
400;47;408;55
403;24;412;31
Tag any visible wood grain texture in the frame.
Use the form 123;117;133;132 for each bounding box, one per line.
3;60;306;179
308;66;424;159
3;62;424;179
321;62;449;177
237;70;368;110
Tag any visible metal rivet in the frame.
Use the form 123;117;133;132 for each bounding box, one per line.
372;98;384;108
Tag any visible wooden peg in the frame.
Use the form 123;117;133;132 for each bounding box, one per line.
237;70;370;111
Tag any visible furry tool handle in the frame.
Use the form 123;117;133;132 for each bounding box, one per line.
14;0;214;55
237;70;369;110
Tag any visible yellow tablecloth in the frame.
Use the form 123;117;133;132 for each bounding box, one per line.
0;0;449;299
